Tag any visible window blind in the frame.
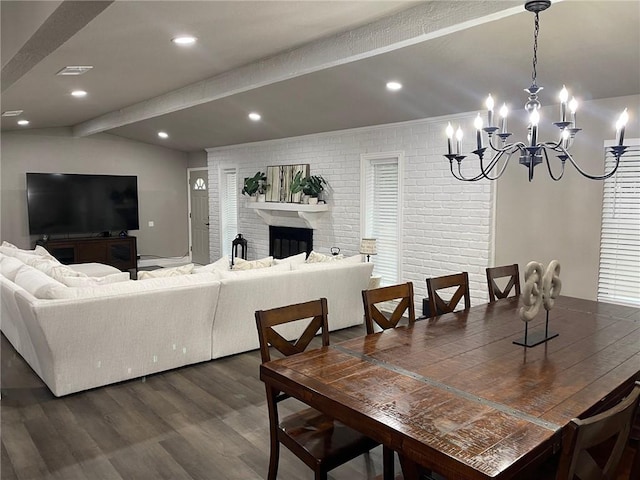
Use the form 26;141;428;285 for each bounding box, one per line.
363;156;401;285
597;140;640;306
220;169;238;257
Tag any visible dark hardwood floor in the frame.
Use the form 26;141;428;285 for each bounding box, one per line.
2;325;636;480
1;326;392;480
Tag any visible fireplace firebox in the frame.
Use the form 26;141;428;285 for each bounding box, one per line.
269;226;312;259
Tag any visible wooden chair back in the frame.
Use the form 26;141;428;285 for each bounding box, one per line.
426;272;470;317
362;282;416;334
486;264;521;302
255;298;383;480
556;383;640;480
255;298;329;363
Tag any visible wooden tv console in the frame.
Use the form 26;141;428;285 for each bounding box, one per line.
43;236;137;272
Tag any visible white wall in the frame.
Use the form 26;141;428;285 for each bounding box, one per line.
207;115;495;311
495;94;639;300
1;128;190;258
207;94;639;305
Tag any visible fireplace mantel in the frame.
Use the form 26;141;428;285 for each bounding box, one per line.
248;202;329;229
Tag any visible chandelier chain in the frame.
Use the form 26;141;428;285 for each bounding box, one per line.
531;12;540;86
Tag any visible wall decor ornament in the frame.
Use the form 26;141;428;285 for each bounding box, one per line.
266;164;309;203
515;260;562;347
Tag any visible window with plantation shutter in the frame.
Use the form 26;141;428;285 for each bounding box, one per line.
220;168;238;257
361;153;403;286
598;139;640;306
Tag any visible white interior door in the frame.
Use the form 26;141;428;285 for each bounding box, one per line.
189;169;210;265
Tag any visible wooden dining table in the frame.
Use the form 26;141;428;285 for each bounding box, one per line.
259;296;640;479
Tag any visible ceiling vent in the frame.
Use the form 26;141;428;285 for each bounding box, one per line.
2;110;24;117
56;66;93;76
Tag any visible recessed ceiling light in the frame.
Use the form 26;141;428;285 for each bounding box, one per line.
56;66;93;76
71;90;87;98
248;112;261;121
172;36;197;46
386;81;402;91
17;120;29;126
2;110;23;117
158;131;169;139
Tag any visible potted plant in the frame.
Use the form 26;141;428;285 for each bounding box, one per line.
301;175;327;204
242;171;267;201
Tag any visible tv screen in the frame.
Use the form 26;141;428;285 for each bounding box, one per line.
26;173;140;235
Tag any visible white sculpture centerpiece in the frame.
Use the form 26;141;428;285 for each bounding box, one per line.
515;260;562;347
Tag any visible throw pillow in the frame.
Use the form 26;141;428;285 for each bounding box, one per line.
34;245;60;262
193;256;230;274
137;263;194;280
306;250;344;263
14;265;67;299
60;272;131;287
0;255;24;281
231;256;273;271
220;261;290;279
0;242;39;257
273;252;307;265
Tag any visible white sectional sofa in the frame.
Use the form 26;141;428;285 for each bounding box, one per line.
0;244;373;396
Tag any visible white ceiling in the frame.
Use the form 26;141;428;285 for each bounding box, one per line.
2;0;639;153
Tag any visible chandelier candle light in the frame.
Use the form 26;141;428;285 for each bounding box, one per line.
444;0;630;182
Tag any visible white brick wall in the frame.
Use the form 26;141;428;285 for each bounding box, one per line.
207;113;494;312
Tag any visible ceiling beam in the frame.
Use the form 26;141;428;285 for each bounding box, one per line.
1;0;114;92
73;1;523;138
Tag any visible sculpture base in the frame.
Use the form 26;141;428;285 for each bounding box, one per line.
513;330;558;348
514;310;558;347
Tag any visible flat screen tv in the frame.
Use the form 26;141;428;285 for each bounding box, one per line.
26;173;140;235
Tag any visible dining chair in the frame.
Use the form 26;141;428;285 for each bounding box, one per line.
425;272;471;317
486;264;521;302
361;282;416;479
362;282;416;334
255;298;382;480
537;383;640;480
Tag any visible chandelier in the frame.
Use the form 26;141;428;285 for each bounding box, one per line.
444;0;630;182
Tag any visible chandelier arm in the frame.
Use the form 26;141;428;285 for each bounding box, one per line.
453;157;501;182
487;136;528;154
563;150;621;180
542;139;564;151
454;161;484;182
482;149;517;180
541;148;565;181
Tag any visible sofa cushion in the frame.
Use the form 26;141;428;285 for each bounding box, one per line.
59;272;131;287
193;256;230;274
232;256;273;270
292;255;363;271
68;262;122;277
14;265;67;299
306;250;344;263
17;254;87;282
49;271;220;299
0;255;24;281
273;252;307;266
137;263;195;279
220;261;290;279
34;246;60;261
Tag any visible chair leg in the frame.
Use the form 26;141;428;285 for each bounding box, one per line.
383;446;395;480
314;469;328;480
631;441;640;480
267;438;279;480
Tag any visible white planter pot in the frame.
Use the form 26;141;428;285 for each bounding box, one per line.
308;197;318;205
247;195;257;202
257;193;266;202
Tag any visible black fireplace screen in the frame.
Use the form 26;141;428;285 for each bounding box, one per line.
269;226;313;259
